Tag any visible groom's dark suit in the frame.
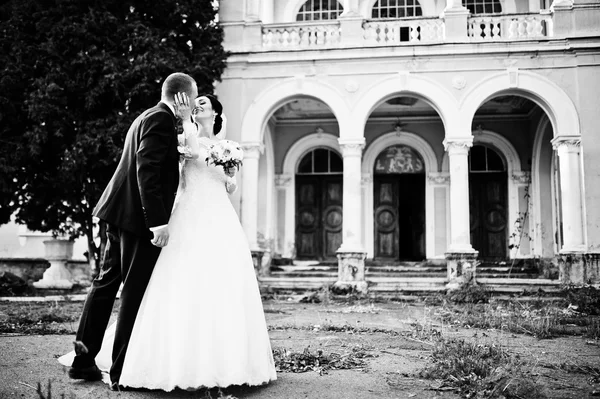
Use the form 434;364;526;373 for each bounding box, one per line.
73;102;180;384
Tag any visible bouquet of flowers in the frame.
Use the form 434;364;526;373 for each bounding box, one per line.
206;140;244;171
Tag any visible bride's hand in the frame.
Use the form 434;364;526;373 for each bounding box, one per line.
173;92;193;122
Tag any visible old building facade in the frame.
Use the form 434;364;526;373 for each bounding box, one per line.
216;0;600;290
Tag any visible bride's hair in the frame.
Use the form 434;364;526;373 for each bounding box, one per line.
203;94;224;135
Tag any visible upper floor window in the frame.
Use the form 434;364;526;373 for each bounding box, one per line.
463;0;502;14
371;0;423;19
296;0;344;21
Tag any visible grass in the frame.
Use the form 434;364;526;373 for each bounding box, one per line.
423;285;600;339
0;300;83;335
419;337;547;398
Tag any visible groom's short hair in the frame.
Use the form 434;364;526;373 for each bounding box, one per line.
161;73;196;99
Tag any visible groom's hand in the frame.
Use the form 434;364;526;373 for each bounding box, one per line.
151;226;170;247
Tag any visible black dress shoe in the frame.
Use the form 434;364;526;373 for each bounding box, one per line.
110;382;129;391
68;364;102;381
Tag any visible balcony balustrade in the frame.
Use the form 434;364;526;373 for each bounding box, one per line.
222;5;595;54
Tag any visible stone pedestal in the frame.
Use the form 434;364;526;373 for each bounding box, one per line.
445;251;479;290
333;251;367;294
584;253;600;284
33;239;74;289
441;5;469;42
559;252;600;285
251;250;268;277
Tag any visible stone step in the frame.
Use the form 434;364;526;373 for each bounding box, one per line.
366;271;447;278
258;276;336;291
367;277;448;292
365;265;447;272
475;278;561;293
270;271;338;278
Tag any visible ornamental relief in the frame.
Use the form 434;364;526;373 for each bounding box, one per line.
374;145;424;174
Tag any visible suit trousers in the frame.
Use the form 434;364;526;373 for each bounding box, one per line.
72;223;161;384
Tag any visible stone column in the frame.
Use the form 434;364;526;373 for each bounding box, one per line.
443;138;478;289
241;142;264;271
274;173;293;258
551;136;586;285
334;139;367;294
552;137;585;253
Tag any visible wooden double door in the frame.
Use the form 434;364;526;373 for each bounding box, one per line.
469;172;508;259
295;175;343;260
374;175;426;260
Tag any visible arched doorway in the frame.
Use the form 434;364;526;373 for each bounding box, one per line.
469;144;508;259
373;145;426;260
295;148;343;260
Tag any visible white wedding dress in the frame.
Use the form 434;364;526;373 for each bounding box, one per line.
59;132;276;391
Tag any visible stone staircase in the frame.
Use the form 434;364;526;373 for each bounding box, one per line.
258;258;561;295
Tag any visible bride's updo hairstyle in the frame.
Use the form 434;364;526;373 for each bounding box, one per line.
204;94;224;135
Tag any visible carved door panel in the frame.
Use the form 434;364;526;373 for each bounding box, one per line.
322;178;343;259
295;176;343;260
374;177;399;259
374;175;426;260
296;177;320;259
469;172;508;259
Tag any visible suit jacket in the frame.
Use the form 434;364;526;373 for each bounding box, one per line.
93;102;180;238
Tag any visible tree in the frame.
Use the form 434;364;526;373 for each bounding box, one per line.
0;0;228;270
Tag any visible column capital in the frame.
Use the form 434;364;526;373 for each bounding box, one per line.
241;142;263;159
338;139;365;157
427;172;450;185
551;136;581;151
443;137;473;154
274;174;292;189
511;171;531;185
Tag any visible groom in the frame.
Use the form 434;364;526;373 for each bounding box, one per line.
68;72;198;389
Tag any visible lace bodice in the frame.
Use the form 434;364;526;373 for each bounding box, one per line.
175;129;237;211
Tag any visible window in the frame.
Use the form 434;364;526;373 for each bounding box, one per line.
371;0;423;19
297;148;343;174
463;0;502;14
469;145;505;172
296;0;344;21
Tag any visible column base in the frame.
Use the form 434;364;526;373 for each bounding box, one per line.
33;260;74;290
331;281;368;295
251;250;269;277
334;250;367;294
445;251;479;290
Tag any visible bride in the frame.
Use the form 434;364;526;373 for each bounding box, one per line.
59;94;277;391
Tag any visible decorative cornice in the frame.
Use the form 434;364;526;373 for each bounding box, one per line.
511;171;531;185
427;172;450;185
274;174;292;189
